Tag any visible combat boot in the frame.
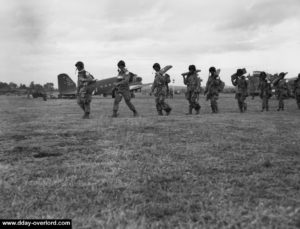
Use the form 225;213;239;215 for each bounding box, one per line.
277;104;283;111
239;105;243;113
133;110;139;117
112;111;118;118
214;106;219;113
195;105;201;115
211;105;215;113
158;110;163;116
82;112;90;119
244;103;247;112
238;102;243;113
165;107;172;116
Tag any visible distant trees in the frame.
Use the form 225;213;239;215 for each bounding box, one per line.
0;82;10;89
9;82;18;89
19;84;27;89
43;82;54;91
0;81;57;91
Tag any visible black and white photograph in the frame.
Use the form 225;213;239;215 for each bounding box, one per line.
0;0;300;228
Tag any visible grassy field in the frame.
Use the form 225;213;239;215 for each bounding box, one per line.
0;94;300;229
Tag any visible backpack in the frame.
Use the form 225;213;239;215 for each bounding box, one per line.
164;74;171;84
85;72;97;94
218;79;225;92
128;72;136;83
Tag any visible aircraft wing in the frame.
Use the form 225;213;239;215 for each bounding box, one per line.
142;83;152;87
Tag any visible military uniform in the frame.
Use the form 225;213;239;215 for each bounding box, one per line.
77;69;95;118
232;73;248;112
294;76;300;109
205;74;222;113
113;67;138;117
151;72;172;115
274;73;289;111
183;72;201;114
258;78;272;111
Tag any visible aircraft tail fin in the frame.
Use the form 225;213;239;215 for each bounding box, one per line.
57;73;77;97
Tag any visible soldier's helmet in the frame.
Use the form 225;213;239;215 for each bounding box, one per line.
189;65;196;72
260;71;267;79
209;66;216;73
153;63;161;70
75;61;84;68
117;60;126;68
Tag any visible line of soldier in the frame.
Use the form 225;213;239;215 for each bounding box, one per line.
75;61;300;119
232;70;300;112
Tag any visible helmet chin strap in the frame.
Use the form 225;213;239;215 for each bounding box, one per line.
75;68;85;75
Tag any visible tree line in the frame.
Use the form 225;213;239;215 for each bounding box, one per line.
0;81;56;91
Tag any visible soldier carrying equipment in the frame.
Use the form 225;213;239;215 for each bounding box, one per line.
151;63;172;116
231;68;248;113
204;67;224;113
75;61;96;119
182;65;201;115
112;60;139;117
273;72;289;111
258;72;272;112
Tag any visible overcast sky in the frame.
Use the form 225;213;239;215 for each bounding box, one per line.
1;0;300;87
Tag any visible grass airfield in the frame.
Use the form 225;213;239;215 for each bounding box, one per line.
0;94;300;228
